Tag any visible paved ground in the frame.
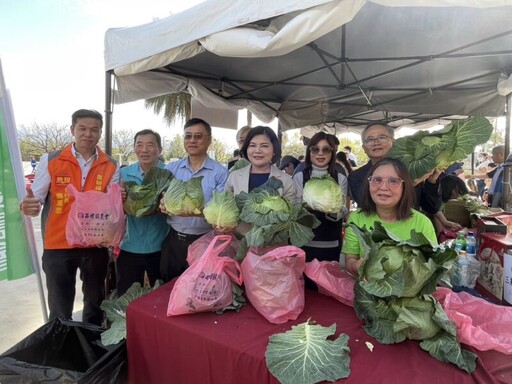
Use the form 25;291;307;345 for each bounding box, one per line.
0;214;83;354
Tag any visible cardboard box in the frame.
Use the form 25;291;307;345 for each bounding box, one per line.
476;233;512;305
475;216;507;249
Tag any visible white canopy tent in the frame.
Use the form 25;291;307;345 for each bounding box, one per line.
104;0;512;154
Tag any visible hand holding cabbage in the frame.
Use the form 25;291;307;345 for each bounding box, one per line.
303;174;345;214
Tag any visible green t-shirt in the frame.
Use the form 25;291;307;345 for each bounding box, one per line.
342;209;438;258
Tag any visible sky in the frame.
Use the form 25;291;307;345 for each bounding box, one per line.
0;0;258;150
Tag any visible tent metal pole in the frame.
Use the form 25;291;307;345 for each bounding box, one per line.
104;70;113;156
506;94;511;159
504;94;511;211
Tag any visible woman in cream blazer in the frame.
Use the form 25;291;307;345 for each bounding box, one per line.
225;126;297;204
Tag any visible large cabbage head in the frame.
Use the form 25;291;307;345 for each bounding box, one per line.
303;174;345;213
163;176;204;215
203;190;240;231
239;190;291;226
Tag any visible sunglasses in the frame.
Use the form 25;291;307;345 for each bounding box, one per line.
309;146;333;155
184;133;209;141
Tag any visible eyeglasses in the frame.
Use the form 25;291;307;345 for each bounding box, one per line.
363;135;392;145
184;133;209;141
309;146;333;155
368;176;404;189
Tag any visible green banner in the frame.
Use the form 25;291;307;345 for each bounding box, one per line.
0;63;33;280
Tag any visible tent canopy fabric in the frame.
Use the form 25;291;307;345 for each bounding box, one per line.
104;0;512;132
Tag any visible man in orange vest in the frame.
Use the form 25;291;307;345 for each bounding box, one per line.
20;109;119;325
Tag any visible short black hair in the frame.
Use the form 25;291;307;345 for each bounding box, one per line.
240;126;281;164
134;129;162;149
71;109;103;127
184;118;212;136
344;145;351;151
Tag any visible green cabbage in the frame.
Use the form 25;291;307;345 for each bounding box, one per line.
234;177;320;260
203;190;240;231
123;167;174;217
350;222;477;373
303;174;345;213
229;158;250;172
163;176;204;215
388;117;493;179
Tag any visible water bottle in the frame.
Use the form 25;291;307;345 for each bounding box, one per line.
465;231;477;259
453;231;466;253
457;250;469;287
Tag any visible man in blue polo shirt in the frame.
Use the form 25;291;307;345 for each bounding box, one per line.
116;129;170;295
160;118;228;282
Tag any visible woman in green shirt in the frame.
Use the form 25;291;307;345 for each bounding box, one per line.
343;157;437;274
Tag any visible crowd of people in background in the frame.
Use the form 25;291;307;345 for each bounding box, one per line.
19;109;501;326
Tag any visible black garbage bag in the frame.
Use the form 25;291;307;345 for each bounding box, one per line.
0;318;126;383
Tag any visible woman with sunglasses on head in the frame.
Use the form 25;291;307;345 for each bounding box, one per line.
343;157;437;275
225;126;296;202
293;132;349;265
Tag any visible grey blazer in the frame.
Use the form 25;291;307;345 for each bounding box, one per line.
225;164;297;204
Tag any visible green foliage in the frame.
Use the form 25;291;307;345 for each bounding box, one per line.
350;222;477;373
163;176;204;215
124;167;174;217
145;93;191;127
100;281;161;345
388;117;493;179
203;190;240;231
303;174;345;213
265;319;351;384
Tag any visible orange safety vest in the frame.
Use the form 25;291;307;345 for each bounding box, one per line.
41;144;117;249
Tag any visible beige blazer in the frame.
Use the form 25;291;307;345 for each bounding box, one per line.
225;164;297;204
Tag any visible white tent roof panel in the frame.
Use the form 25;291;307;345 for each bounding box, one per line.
104;0;512;131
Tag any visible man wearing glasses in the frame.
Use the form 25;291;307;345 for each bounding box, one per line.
160;118;228;282
348;123;440;219
348;123;395;207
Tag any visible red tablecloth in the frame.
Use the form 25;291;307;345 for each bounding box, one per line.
127;281;512;384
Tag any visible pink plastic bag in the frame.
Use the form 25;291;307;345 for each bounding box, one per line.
65;184;125;248
434;287;512;354
187;230;240;266
167;235;243;316
304;259;355;307
241;245;305;324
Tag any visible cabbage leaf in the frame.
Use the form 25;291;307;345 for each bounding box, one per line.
350;222;477;373
265;320;350;384
123;167;173;217
100;281;161;346
388;117;493;179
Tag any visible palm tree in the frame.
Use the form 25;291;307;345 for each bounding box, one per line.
144;93;191;126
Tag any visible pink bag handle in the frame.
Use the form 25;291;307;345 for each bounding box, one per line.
205;235;243;285
206;235;233;257
260;245;306;261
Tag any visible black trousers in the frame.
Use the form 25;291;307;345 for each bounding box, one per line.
115;250;161;296
160;227;203;282
42;248;109;325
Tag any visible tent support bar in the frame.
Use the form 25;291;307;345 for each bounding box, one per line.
504;94;511;211
104;70;113;156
